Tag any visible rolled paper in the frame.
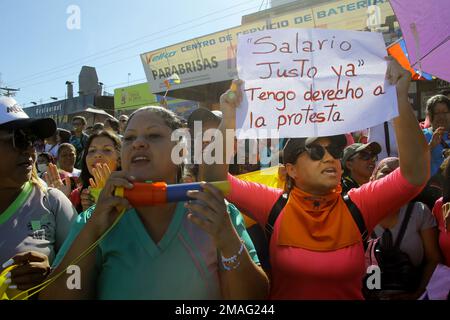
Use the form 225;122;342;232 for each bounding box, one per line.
166;181;231;202
227;82;238;101
115;182;167;207
114;181;231;207
210;181;232;196
166;182;203;203
227;91;236;101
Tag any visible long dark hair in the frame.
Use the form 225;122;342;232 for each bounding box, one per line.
127;106;185;183
79;130;122;190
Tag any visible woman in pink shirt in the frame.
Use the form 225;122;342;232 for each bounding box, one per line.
203;59;430;299
432;160;450;266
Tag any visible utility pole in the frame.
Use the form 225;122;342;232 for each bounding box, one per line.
0;86;20;97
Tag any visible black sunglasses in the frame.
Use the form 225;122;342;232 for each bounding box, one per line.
352;151;378;161
10;129;39;150
296;144;343;161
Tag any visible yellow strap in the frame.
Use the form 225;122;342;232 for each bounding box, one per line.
10;208;127;300
0;265;27;300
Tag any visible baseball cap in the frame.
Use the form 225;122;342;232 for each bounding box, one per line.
187;107;222;130
342;142;382;165
282;135;347;164
0;96;56;139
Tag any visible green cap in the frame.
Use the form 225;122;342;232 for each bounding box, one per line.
342;142;382;168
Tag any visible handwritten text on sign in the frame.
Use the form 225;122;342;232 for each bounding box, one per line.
236;29;398;139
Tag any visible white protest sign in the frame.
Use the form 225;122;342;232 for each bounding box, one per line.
236;29;398;139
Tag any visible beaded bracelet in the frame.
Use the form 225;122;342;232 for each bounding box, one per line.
221;240;245;271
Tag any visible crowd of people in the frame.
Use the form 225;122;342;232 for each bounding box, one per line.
0;58;449;300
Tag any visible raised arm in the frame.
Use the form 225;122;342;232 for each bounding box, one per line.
349;59;431;229
200;80;243;182
389;58;430;186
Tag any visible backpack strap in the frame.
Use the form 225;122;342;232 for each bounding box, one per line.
81;133;89;148
48;144;57;152
264;193;288;244
343;195;369;251
394;202;415;248
384;121;391;157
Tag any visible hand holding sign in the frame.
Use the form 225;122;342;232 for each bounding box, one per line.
236;29;398;139
219;79;244;130
385;55;412;94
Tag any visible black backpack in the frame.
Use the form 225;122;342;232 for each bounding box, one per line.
246;192;368;270
373;202;421;291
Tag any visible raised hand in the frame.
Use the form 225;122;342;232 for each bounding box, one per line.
219;79;244;130
43;163;72;196
84;163;113;210
429;127;446;149
89;163;112;189
385;56;411;98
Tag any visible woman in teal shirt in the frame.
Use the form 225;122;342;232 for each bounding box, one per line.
41;106;269;300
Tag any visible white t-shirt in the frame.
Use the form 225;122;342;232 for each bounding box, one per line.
374;202;437;267
70;168;81;178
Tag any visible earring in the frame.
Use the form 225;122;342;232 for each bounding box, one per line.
286;177;292;190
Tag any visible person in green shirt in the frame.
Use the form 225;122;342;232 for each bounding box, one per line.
0;97;77;298
41;106;269;300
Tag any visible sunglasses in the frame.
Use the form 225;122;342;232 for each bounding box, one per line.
296;144;344;161
0;129;39;150
352;151;378;161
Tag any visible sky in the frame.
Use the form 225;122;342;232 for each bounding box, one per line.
0;0;269;107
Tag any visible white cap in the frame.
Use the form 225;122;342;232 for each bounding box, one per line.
0;96;29;123
0;96;56;138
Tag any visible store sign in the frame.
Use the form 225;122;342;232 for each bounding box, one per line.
113;82;198;118
114;82;157;110
141;0;395;93
24;95;95;125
